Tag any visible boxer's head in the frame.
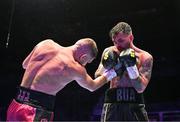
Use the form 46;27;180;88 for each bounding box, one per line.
109;22;134;50
74;38;98;66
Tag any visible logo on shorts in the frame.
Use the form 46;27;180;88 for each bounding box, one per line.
40;118;48;122
116;88;135;101
17;89;30;102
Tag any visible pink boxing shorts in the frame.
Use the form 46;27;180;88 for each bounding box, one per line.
7;86;55;122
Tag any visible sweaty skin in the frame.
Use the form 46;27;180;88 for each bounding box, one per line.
21;39;107;95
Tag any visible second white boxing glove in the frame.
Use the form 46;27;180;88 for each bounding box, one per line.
103;69;117;81
126;65;139;79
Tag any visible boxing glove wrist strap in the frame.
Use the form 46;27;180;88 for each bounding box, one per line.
126;65;139;79
103;69;117;81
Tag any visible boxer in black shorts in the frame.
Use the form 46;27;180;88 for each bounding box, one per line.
101;87;148;121
95;22;153;121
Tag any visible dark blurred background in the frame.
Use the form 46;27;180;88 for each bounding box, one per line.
0;0;180;121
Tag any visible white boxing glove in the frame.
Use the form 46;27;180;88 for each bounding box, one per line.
103;69;117;81
126;65;139;79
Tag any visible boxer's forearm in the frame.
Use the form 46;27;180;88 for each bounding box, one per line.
131;75;147;93
90;75;108;91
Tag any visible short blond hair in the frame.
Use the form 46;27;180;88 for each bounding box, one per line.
75;38;98;58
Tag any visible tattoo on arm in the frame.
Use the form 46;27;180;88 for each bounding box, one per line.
139;57;153;81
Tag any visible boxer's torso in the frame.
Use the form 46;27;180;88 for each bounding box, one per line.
20;40;84;95
109;46;148;88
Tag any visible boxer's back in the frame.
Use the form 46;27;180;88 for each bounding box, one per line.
20;40;78;95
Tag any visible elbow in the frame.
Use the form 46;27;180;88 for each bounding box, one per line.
136;84;147;93
22;63;27;69
87;83;99;92
88;86;97;92
89;89;95;92
94;72;101;78
22;59;28;69
136;88;145;93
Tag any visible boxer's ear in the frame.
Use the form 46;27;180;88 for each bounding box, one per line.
79;54;88;66
129;34;134;41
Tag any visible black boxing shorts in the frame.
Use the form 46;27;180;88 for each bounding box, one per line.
101;87;149;121
7;86;55;121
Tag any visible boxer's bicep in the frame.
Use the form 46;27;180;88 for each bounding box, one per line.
131;56;153;93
